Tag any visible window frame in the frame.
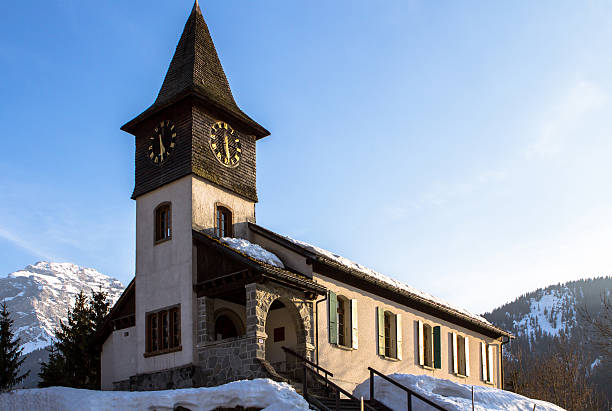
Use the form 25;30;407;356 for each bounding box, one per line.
145;305;181;357
423;323;433;368
336;296;351;348
482;342;495;384
453;333;470;377
215;205;233;238
154;202;172;244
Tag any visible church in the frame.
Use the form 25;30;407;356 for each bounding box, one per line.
99;1;512;396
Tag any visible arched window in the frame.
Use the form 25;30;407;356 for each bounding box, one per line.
155;203;172;243
216;205;233;238
214;310;244;340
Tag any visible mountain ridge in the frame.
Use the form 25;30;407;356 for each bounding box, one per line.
1;261;125;354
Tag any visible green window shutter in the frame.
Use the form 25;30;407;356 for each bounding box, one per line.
328;291;337;344
350;299;358;350
433;326;441;369
377;307;385;356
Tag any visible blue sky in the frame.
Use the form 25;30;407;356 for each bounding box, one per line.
1;1;611;313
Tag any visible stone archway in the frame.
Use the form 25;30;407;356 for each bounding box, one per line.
264;298;302;369
245;283;314;366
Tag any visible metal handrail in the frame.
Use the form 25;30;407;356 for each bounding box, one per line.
281;346;333;378
368;367;447;411
282;346;376;411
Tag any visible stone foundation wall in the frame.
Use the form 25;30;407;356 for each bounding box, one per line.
197;337;270;386
128;364;200;391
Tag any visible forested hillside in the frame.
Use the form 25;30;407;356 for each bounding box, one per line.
484;277;612;408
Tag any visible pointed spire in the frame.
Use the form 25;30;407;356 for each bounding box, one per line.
154;1;236;111
123;3;269;138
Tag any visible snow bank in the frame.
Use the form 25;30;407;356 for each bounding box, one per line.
0;379;309;411
284;236;490;325
221;237;285;268
353;374;565;411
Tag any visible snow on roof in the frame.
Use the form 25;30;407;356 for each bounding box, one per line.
221;237;285;268
354;373;565;411
283;236;491;325
0;379;309;411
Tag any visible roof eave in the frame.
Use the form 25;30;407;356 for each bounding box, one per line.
247;223;513;339
121;88;270;139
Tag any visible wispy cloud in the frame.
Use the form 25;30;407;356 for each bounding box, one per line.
383;169;508;219
0;226;54;261
526;78;607;158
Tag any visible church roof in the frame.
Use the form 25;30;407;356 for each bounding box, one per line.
192;229;327;296
122;1;269;138
248;223;513;339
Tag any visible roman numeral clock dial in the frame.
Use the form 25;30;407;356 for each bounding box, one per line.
209;121;241;168
147;120;177;165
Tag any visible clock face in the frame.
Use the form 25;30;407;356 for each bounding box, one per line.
147;120;176;165
209;121;241;168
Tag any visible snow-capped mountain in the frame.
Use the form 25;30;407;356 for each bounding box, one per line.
484;277;612;403
484;277;611;342
0;262;125;354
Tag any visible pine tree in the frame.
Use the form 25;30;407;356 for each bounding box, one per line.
39;289;110;389
0;302;29;391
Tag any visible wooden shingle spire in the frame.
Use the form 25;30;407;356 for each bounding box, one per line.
155;1;235;111
122;1;269;138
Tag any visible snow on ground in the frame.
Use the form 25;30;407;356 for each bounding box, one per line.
0;379;308;411
283;235;490;325
353;374;565;411
221;237;285;268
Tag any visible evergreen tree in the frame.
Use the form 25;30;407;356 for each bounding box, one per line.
39;289;110;389
0;302;29;391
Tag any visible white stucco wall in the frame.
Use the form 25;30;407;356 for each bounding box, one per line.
133;175;256;376
191;175;255;239
101;326;137;390
135;176;195;374
314;274;502;392
265;306;298;365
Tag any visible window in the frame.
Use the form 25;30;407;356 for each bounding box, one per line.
214;310;245;341
452;333;470;377
274;327;285;342
377;307;402;360
155;203;172;243
328;292;358;349
384;313;392;357
418;321;441;369
146;306;181;356
216;206;233;238
481;342;494;383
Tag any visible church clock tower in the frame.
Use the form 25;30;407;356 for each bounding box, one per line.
122;1;269;203
120;1;269;377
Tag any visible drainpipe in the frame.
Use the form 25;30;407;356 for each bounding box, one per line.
315;292;328;367
500;335;511;390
